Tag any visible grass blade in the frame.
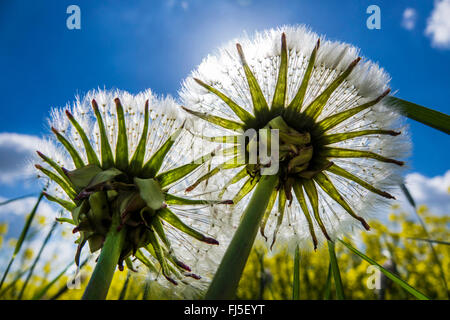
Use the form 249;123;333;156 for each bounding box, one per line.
323;263;332;300
407;238;450;245
401;183;449;298
385;96;450;134
32;260;74;300
327;240;345;300
0;192;44;291
292;245;300;300
0;194;36;207
17;221;58;299
339;239;430;300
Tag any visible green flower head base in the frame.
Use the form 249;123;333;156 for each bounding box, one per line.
35;89;231;286
181;26;409;251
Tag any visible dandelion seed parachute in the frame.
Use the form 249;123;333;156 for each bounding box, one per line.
34;89;231;295
180;25;410;252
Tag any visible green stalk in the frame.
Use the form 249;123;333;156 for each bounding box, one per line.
81;212;126;300
205;174;278;299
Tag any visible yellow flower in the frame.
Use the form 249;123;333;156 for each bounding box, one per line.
0;223;8;235
24;248;34;260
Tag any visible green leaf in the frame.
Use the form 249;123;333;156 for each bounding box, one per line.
182;106;244;131
270;189;286;250
193;78;255;123
260;188;278;241
328;240;345;300
147;228;176;284
165;193;233;205
219;167;249;199
293;181;318;249
114;98;129;171
339;239;430;300
233;175;260;204
316;89;390;133
302;179;330;241
129;100;150;175
314;172;370;230
271;33;288;114
303;57;360;120
292;245;300;300
43;192;76;211
156;151;215;188
86;167;124;190
385;96;450;134
319;129;400;145
236;43;270;118
326;163;395;199
320;147;404;166
134;178;165;211
66;164;103;190
35;165;77;199
36;151;75;189
51;127;85;169
135;249;159;274
55;217;75;225
141;126;183;178
287;39;320;113
158;207;218;245
92;99;114;169
65;110;100;166
186;156;243;192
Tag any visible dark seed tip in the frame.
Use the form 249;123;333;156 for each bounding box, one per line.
361;220;370;231
204;237;219;245
236;43;246;63
221;200;234;205
65;110;73;118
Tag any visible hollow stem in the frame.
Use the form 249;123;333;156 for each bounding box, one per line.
205;174;278;299
81;212;126;300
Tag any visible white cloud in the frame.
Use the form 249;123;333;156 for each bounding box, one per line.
425;0;450;48
0;196;60;219
0;133;42;185
401;8;417;30
399;170;450;215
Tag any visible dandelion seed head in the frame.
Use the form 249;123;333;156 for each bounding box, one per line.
34;89;228;295
180;25;410;253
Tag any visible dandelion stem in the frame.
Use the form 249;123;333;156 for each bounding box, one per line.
205;174;278;299
81;211;126;300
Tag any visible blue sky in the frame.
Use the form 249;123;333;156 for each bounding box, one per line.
0;0;448;199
